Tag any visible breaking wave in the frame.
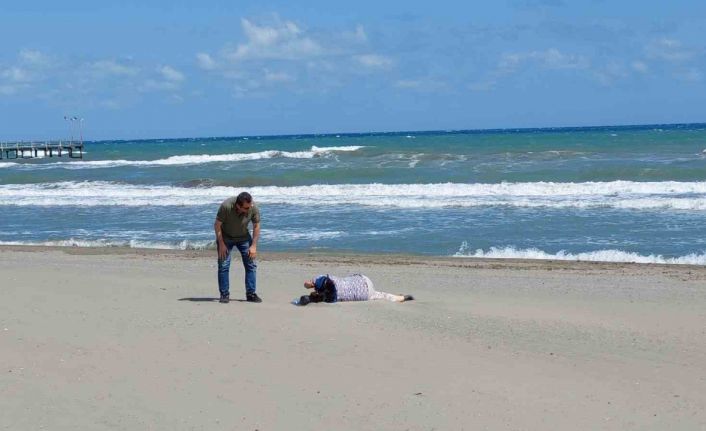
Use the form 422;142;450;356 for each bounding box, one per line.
0;145;364;169
0;229;345;249
1;180;706;210
0;238;215;250
454;243;706;265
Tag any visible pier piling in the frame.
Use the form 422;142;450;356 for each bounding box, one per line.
0;140;83;160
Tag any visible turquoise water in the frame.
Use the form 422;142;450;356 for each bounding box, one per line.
1;124;706;263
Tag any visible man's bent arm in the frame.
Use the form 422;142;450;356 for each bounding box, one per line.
214;219;224;241
214;219;227;259
251;222;260;247
247;222;260;259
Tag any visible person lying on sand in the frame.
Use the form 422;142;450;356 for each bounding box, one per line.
294;273;414;306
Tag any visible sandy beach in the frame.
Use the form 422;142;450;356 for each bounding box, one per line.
1;246;705;430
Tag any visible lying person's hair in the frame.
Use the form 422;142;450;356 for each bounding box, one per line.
320;277;336;302
298;277;337;306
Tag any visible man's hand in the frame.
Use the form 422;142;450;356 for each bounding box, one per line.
217;240;228;260
214;219;227;260
248;245;257;260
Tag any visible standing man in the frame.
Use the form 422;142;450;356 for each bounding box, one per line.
214;191;261;304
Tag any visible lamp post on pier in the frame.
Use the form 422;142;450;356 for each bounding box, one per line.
64;115;83;144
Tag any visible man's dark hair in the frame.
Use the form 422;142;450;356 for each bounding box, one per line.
236;192;253;205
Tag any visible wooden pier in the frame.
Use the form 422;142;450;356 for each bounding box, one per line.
0;140;84;160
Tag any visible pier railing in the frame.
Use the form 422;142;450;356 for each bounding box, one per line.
0;140;84;160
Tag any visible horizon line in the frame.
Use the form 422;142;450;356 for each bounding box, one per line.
91;121;706;144
4;121;705;144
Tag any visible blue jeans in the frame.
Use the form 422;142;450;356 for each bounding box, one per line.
217;238;257;296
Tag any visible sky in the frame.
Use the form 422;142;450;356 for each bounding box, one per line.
1;0;705;140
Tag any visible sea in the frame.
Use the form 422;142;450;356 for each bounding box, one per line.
1;123;706;265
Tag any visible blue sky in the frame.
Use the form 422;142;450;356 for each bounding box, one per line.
1;0;705;140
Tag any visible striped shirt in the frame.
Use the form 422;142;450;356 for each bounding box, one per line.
329;274;371;302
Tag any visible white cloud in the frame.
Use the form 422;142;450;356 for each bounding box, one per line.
592;60;645;86
232;81;263;98
513;0;565;9
221;70;245;80
2;67;32;82
245;18;298;45
640;39;706;83
138;67;185;93
196;18;392;97
471;48;588;91
19;49;50;66
468;80;497;92
631;61;649;73
645;39;694;62
159;65;185;82
139;80;177;92
346;25;367;43
0;84;19;95
90;60;139;76
100;99;122;110
0;49;192;107
466;48;590;92
675;68;702;82
499;48;588;72
395;78;446;91
0;50;53;96
354;54;393;69
395;79;422;89
226;18;323;61
306;60;335;72
264;69;294;83
355;25;367;42
196;52;217;70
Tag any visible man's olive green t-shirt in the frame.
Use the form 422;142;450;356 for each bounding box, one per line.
216;198;260;242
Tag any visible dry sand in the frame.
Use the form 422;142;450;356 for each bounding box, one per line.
1;246;705;430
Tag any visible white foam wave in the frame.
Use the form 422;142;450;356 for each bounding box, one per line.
310;145;363;153
4;238;703;265
1;180;706;210
1;146;364;169
0;229;344;249
454;243;706;265
263;230;345;241
0;238;215;250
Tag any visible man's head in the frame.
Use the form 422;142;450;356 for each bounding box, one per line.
235;192;253;214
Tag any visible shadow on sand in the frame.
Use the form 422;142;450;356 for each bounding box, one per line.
178;297;248;303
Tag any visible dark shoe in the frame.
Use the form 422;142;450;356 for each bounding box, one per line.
219;294;230;304
246;293;262;303
403;295;415;302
